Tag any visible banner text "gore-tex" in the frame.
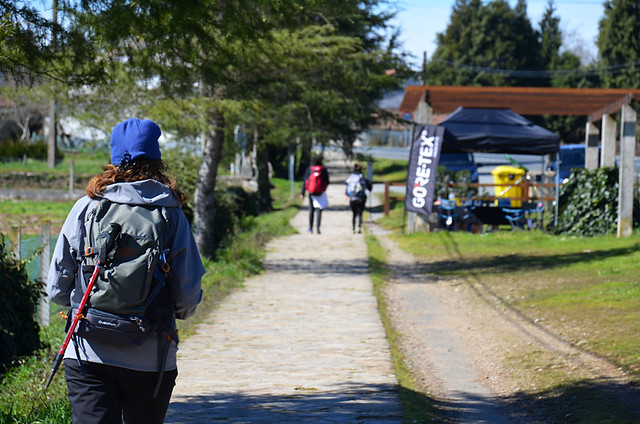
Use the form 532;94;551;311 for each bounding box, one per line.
404;125;443;216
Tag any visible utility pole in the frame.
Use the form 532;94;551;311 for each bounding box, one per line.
47;0;58;169
421;51;427;85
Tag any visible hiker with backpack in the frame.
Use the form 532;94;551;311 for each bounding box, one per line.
300;155;330;234
47;118;205;424
345;163;372;234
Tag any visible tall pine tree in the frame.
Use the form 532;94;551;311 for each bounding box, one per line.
426;0;539;86
597;0;640;88
536;0;589;142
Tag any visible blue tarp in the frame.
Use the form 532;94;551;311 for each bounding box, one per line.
438;107;560;155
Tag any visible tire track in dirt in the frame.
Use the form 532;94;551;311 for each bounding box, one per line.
370;224;512;423
370;224;639;422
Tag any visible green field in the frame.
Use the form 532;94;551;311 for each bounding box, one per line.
0;150;108;175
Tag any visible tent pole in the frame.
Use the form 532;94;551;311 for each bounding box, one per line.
540;156;545;226
554;152;559;227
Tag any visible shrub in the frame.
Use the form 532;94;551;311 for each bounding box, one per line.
211;185;259;254
436;166;476;200
0;236;42;371
162;148;259;255
554;167;640;236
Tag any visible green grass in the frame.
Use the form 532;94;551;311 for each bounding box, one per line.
0;177;301;423
371;158;408;183
0;310;72;423
0;150;108;176
367;153;640;421
0;200;75;235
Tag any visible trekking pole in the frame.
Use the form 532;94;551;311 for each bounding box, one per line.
44;223;121;390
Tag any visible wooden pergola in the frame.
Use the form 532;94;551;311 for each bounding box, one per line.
399;85;640;237
399;85;640;122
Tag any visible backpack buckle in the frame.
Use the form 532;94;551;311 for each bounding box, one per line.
84;247;95;256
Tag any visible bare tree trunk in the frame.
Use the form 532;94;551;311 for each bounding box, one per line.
297;137;312;179
47;0;58;169
193;109;225;259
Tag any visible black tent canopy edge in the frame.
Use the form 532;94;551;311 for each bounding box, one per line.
437;107;560;155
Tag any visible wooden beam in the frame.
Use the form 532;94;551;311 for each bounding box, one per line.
588;94;635;122
400;86;640;117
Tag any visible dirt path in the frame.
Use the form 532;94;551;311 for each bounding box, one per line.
370;224;637;423
369;225;513;423
165;155;403;423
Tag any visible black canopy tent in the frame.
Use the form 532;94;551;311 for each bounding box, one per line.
438;107;560;154
434;107;560;227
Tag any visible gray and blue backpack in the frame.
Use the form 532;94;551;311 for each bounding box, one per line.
347;176;366;201
71;198;175;348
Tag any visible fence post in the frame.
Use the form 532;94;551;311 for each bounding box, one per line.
9;225;21;260
69;159;75;193
40;221;51;327
523;178;530;204
384;181;390;216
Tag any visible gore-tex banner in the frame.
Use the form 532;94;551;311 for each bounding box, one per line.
405;124;444;215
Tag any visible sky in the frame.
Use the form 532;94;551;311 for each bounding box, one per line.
392;0;606;67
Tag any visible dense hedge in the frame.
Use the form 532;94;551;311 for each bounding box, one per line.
0;140;64;162
212;185;259;249
555;167;640;236
0;237;42;370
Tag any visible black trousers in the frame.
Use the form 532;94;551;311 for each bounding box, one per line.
64;359;177;424
308;196;323;230
350;198;366;230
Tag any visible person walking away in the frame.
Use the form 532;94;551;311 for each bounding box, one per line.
47;118;205;424
300;155;330;234
345;163;372;234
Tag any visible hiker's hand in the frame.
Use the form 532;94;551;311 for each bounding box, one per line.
299;194;304;200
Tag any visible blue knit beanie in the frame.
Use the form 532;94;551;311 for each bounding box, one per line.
110;118;162;165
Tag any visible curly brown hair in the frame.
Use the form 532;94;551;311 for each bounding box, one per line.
86;158;186;205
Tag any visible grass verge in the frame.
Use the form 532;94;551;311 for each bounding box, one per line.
364;232;438;423
0;178;300;423
0;315;72;424
371;158;409;183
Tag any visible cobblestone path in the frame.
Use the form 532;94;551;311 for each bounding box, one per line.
165;161;403;423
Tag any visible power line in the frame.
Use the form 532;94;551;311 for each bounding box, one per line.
431;57;640;78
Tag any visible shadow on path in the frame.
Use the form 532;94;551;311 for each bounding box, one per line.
498;378;640;423
167;383;404;424
428;232;640;275
265;257;369;275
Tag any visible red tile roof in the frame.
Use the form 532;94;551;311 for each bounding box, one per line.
400;86;640;121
